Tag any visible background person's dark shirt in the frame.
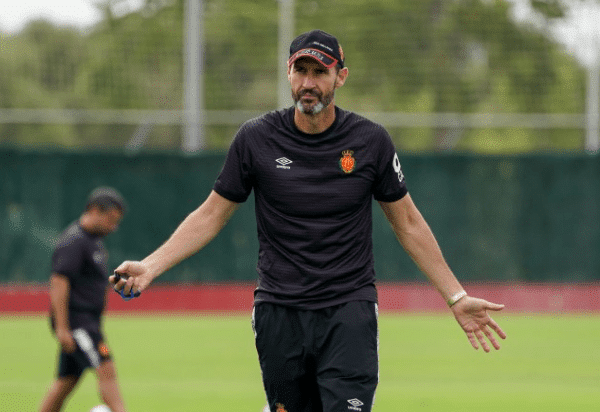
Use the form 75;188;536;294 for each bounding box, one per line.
50;222;109;330
214;106;408;309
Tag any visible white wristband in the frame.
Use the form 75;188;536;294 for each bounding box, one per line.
447;290;467;307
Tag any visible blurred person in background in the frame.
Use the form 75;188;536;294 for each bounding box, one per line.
40;187;127;412
111;30;506;412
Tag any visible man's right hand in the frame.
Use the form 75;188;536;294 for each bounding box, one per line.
109;260;154;297
55;328;76;353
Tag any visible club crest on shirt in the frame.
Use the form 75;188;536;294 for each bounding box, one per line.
339;150;356;174
275;404;287;412
98;342;111;358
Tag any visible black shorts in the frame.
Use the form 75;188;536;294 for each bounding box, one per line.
57;328;112;378
253;301;378;412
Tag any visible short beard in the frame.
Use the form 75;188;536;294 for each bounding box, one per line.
292;89;334;115
296;100;325;114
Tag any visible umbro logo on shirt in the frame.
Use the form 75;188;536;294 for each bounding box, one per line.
276;157;292;169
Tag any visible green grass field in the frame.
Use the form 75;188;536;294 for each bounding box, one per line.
1;312;599;411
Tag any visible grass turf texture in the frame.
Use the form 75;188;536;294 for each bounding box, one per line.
1;313;599;411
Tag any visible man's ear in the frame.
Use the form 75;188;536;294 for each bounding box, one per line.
335;67;349;88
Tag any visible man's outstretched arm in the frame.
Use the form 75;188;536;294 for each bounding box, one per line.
111;190;239;294
378;194;506;352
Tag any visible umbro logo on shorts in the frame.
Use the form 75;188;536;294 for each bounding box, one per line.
347;398;364;411
276;157;292;169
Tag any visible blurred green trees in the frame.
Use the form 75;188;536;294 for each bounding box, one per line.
0;0;588;153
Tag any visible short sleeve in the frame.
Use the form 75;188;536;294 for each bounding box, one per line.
51;238;85;281
372;129;408;202
213;123;254;203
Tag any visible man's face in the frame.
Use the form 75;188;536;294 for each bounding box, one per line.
90;207;123;236
288;58;342;115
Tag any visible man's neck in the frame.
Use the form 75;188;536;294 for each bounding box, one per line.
293;104;336;135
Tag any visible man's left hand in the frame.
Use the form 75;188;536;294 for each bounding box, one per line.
451;296;506;352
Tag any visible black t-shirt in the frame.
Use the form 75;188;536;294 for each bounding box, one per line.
50;222;109;329
214;106;407;309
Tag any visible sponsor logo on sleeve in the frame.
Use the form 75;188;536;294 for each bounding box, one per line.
393;153;404;183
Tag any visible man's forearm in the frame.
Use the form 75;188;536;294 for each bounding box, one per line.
141;191;239;279
396;218;464;302
379;196;465;303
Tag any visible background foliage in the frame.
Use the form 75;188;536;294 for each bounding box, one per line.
0;0;591;152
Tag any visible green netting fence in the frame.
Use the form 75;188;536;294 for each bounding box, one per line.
1;150;599;283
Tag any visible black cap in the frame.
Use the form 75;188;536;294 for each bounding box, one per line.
288;30;345;69
86;186;127;213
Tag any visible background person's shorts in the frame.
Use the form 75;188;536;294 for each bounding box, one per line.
57;328;111;378
253;300;379;412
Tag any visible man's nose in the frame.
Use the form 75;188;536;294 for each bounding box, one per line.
301;74;316;89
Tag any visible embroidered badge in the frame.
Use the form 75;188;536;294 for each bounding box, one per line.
98;343;111;358
339;150;356;174
275;403;288;412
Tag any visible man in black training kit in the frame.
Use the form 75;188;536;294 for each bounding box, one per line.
111;30;506;412
40;187;128;412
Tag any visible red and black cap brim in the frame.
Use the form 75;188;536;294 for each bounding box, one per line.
288;48;339;69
